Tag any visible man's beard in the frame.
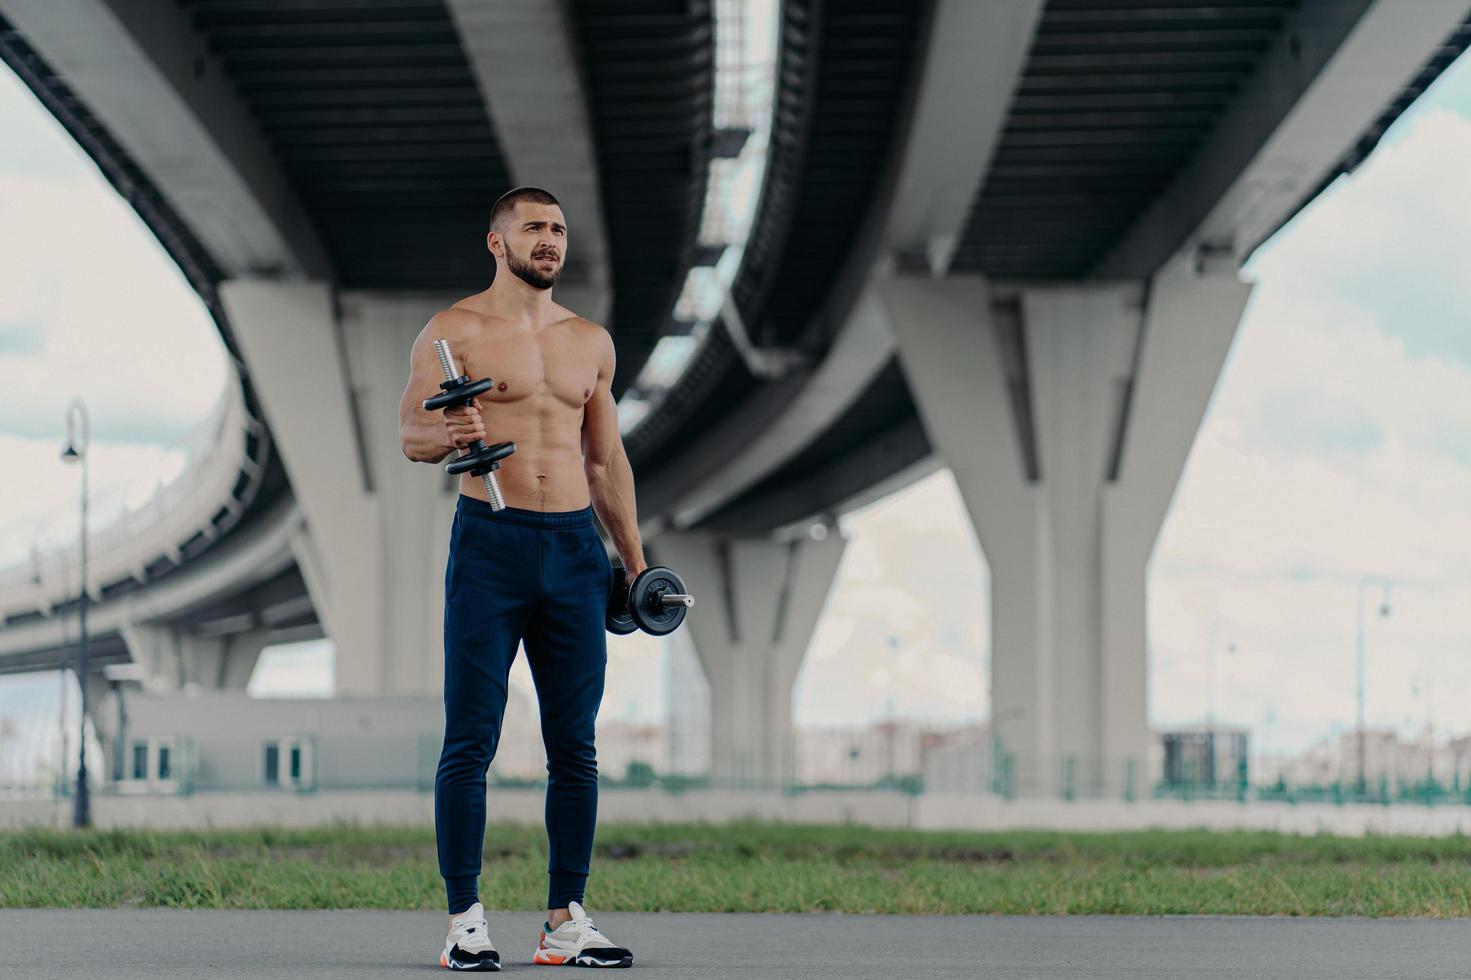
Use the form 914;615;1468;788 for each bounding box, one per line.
503;240;561;290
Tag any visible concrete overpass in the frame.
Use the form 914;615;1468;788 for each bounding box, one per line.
2;0;1468;797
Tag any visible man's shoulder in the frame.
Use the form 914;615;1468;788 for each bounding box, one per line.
425;303;483;335
550;302;605;331
555;310;614;346
425;302;525;346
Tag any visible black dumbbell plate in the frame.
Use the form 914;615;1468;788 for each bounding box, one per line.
606;565;637;635
629;567;688;636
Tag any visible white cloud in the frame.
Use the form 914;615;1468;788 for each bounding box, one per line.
0;57;226;447
0;170;227;442
795;470;989;727
1248;107;1471;370
1147;95;1471;751
248;639;335;698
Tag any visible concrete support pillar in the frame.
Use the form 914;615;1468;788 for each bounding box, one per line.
120;622;269;693
653;531;847;787
188;628;270;692
81;671;118;783
663;629;711;776
338;291;459;695
884;261;1252;798
218;282;457;696
119;621;183;694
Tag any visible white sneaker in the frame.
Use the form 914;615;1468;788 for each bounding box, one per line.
440;901;501;971
531;901;633;968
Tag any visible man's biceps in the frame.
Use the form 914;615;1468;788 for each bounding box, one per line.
582;421;610;453
412;373;448;404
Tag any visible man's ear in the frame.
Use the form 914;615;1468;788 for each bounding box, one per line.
486;230;501;257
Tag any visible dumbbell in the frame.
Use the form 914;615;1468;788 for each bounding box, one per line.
606;563;695;636
424;339;516;511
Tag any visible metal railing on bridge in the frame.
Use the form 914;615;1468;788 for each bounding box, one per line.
0;372;269;627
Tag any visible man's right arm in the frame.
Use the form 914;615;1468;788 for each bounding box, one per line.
400;312;470;463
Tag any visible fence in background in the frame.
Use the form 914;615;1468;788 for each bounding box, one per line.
11;725;1471;811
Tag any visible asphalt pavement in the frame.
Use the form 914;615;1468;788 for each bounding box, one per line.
3;908;1470;979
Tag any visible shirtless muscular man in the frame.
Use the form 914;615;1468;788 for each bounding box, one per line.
399;186;641;971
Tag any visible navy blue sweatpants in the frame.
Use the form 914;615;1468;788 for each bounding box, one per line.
435;494;612;915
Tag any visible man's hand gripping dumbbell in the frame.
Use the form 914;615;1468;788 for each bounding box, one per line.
424;338;516;510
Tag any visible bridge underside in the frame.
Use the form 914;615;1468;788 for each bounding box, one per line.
3;0;1470;797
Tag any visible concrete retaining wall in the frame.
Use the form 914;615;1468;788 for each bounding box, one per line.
8;789;1471;837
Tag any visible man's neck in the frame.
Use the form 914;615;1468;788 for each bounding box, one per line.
484;273;555;324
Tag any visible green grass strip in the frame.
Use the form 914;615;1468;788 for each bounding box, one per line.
4;822;1471;916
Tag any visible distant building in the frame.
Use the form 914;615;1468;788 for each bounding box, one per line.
1330;727;1470;790
1158;726;1250;787
920;723;990;793
1277;735;1340;787
794;720;991;787
1332;728;1398;787
795;721;923;785
1447;735;1471;789
0;713;20;786
96;681;581;793
597;720;670;781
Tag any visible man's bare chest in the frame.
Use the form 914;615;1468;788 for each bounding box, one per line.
461;327;599;410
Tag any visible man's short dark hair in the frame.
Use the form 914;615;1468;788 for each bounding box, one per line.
490;186;561;234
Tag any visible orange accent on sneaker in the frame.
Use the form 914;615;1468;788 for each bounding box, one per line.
533;949;569;965
440;952;449;968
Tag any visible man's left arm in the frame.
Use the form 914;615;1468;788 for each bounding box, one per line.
583;329;646;577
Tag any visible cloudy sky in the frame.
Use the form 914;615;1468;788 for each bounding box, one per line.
4;46;1471;768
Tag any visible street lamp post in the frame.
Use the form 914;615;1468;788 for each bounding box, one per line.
1206;631;1236;789
1354;577;1392;799
53;545;70;797
1207;635;1237;731
1261;705;1277;788
61;397;91;829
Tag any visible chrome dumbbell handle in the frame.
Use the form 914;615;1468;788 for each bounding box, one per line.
659;594;695;609
432;339;506;511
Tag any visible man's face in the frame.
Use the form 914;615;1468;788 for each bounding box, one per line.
493;202;567;290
